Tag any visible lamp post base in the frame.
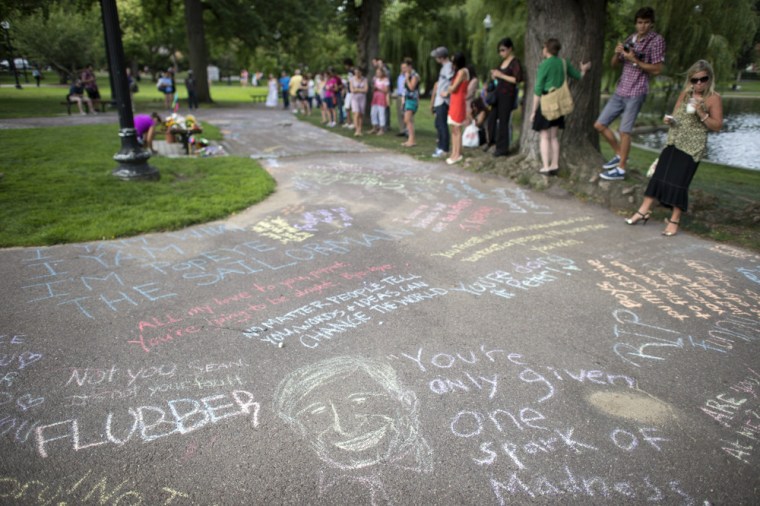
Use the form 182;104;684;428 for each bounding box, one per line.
111;127;160;181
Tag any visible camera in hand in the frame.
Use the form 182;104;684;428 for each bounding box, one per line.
623;42;633;53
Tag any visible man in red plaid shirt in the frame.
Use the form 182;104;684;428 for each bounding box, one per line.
595;7;665;181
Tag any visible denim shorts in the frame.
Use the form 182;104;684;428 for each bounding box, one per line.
596;93;646;134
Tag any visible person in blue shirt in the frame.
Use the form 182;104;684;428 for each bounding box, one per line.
279;71;291;110
395;67;408;136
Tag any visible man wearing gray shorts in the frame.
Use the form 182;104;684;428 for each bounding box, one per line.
595;6;665;181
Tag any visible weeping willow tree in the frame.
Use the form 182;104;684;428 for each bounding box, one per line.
464;0;527;82
650;0;758;82
380;1;471;95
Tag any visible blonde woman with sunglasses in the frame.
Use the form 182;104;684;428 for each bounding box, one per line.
626;60;723;236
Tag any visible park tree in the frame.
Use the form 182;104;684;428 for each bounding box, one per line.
120;0;186;81
11;3;104;83
184;0;211;101
465;0;527;78
380;0;470;93
519;0;606;180
649;0;758;82
342;0;384;74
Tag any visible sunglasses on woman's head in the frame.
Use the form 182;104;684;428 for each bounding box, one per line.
690;75;709;84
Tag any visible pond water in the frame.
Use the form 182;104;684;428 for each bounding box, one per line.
631;96;760;171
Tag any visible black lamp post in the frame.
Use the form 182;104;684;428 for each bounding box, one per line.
100;0;159;181
1;21;22;90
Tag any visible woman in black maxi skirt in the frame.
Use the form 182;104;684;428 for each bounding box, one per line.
625;60;723;236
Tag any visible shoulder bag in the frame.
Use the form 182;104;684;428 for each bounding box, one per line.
540;59;574;121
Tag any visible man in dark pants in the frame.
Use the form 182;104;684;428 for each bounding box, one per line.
429;47;452;158
279;70;290;110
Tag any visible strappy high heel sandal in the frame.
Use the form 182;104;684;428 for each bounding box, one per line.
625;210;651;225
662;218;680;236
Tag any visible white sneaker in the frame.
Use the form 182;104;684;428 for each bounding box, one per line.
431;148;445;158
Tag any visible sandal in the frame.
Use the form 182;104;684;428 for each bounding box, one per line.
662;218;680;236
626;210;651;226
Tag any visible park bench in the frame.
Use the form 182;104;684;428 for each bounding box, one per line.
61;96;110;115
251;94;267;103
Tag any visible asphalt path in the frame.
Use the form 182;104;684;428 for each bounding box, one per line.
1;106;759;505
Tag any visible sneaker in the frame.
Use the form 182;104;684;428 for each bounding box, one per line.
599;167;626;181
431;148;445;158
602;154;621;169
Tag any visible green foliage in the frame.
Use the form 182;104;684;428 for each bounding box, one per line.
381;1;470;88
11;3;104;80
609;1;760;82
379;0;526;87
464;0;526;79
120;0;186;75
0;124;276;246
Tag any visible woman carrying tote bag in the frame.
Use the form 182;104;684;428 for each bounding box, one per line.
530;38;590;175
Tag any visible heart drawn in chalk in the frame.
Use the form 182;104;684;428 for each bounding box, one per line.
16;393;45;411
18;352;43;370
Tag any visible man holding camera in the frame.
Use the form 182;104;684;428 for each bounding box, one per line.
595;6;665;181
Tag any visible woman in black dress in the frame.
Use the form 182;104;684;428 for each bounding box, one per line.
487;38;522;157
626;60;723;236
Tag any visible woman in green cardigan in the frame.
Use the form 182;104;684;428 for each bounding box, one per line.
530;38;591;175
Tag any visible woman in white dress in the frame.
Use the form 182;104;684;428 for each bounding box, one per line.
265;74;279;107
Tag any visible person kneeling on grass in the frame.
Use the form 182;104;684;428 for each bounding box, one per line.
134;113;163;154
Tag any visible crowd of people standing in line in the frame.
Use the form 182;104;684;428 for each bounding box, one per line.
263;48;522;166
119;6;717;239
261;5;717;238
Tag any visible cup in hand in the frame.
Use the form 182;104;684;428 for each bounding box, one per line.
686;98;697;114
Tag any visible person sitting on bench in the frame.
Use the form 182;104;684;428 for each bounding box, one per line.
68;79;95;115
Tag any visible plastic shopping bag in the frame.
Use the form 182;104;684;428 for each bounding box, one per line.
463;121;480;148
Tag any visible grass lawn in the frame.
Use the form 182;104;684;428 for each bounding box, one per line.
0;74;267;118
0;124;276;247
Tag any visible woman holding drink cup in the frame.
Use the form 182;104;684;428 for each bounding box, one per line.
625;60;723;236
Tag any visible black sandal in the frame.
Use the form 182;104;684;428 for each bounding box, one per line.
626;210;651;225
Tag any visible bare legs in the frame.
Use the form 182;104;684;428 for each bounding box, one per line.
402;110;416;146
447;124;463;164
353;110;363;136
69;95;95;115
539;126;560;172
69;95;85;115
146;125;157;153
594;122;631;170
627;196;682;235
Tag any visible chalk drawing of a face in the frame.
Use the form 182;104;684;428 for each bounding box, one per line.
274;356;432;473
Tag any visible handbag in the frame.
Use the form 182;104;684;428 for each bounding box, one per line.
485;79;498;106
540;59;574;121
463;121;480;148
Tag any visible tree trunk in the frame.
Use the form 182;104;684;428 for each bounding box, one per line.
520;0;606;180
184;0;211;102
356;0;384;75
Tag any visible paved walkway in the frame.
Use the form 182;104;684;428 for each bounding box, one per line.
1;105;759;505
